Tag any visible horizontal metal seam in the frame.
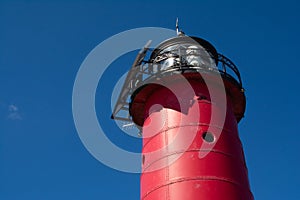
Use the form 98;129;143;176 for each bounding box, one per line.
142;149;236;173
143;123;233;148
141;176;252;200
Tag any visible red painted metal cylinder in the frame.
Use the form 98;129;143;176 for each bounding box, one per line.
130;73;253;200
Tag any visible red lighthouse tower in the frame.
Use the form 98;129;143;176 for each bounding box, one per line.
112;27;253;200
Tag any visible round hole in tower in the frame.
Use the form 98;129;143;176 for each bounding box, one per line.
202;132;215;143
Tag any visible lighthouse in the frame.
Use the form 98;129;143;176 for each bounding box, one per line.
112;25;253;200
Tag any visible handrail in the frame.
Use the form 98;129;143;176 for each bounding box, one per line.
112;48;243;121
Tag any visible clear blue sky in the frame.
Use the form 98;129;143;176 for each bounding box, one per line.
1;0;300;199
